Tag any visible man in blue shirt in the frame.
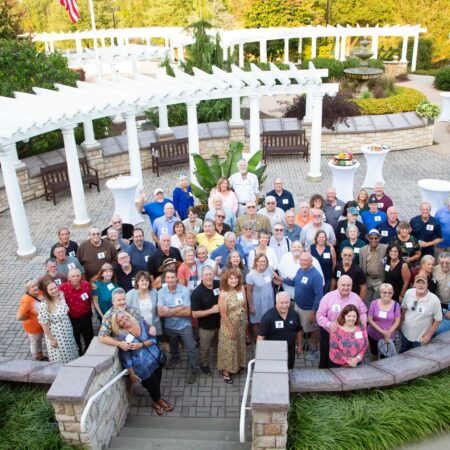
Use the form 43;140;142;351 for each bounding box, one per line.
157;269;199;384
323;187;346;231
125;228;156;272
410;202;443;257
361;195;387;231
266;178;295;212
210;232;245;268
152;203;177;245
137;188;173;225
284;210;301;242
282;252;323;362
435;198;450;258
376;206;399;244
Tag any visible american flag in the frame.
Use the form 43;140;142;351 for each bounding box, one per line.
59;0;80;23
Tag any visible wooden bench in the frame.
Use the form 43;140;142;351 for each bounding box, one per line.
262;130;309;162
40;157;100;205
151;138;189;177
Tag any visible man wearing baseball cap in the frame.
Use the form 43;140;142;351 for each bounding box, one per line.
136;187;173;225
361;195;387;231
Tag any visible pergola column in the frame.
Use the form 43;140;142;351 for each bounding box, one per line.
371;35;379;59
401;36;408;62
186;101;200;183
229;96;244;128
124;112;143;188
334;36;340;59
61;126;91;226
283;39;289;64
178;47;185;62
0;145;36;258
411;35;419;72
307;92;324;181
75;39;83;55
304;92;313;124
82;120;100;150
223;46;228;61
5;143;24;168
311;37;317;59
340;35;346;61
239;44;244;67
260;40;267;64
157;104;173;137
298;38;303;62
249;96;260;157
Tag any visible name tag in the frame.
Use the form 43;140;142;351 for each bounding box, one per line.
189;192;194;197
67;263;75;270
145;255;149;262
381;230;388;237
69;251;75;257
54;279;61;286
107;283;115;291
323;253;330;259
417;305;424;314
335;205;341;211
374;216;381;222
97;252;105;259
131;278;135;285
378;310;387;319
237;292;244;300
81;292;89;301
301;276;308;284
385;264;390;272
336;271;341;278
405;242;413;248
188;281;196;290
213;288;220;296
274;214;279;219
275;321;284;329
125;334;134;344
252;239;259;245
161;227;168;234
282;199;289;205
426;224;434;231
264;275;272;283
354;331;363;339
354;248;360;254
378;203;384;209
162;283;167;288
175;298;183;306
332;304;341;312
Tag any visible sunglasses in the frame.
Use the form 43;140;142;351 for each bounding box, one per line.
411;300;418;311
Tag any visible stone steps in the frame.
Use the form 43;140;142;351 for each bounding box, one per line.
108;416;251;450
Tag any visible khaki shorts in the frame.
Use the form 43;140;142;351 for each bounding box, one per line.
294;303;318;333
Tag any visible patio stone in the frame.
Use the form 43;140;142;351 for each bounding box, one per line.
171;125;188;139
101;137;123;156
28;362;62;384
0;359;52;382
255;340;287;361
290;369;342;392
404;343;450;369
331;364;395;391
138;130;157;148
388;113;410;129
403;111;426;127
370;114;393;131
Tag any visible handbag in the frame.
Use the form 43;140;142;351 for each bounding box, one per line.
129;332;167;368
377;338;397;357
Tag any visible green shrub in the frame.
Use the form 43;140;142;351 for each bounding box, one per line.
434;67;450;91
355;86;426;115
416;100;441;120
301;57;344;81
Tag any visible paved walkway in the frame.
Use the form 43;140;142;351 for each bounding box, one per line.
0;75;448;419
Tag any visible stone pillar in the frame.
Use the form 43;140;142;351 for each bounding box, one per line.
311;37;317;59
304;92;313;124
401;36;408;63
249;96;260;157
411;35;419;72
308;93;324;181
229;96;244;128
260;40;267;64
61;126;91;226
334;36;340;60
81;120;101;151
251;341;289;450
371;35;379;59
283;39;289;64
186;101;200;183
0;145;36;258
239;44;244;67
340;35;346;61
124;112;143;189
156;104;173;138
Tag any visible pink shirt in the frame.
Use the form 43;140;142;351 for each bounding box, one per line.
316;290;367;332
208;189;239;214
329;325;368;366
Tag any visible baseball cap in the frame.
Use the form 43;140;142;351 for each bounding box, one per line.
154;188;164;195
414;275;428;283
368;195;378;204
348;207;359;215
367;229;380;238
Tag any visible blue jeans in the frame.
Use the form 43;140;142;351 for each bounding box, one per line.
399;332;421;353
433;309;450;337
165;326;199;369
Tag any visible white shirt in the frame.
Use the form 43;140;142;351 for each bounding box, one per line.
248;247;279;271
229;172;259;204
300;222;336;248
259;207;286;230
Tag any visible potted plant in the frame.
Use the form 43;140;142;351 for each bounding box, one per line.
416;100;441;124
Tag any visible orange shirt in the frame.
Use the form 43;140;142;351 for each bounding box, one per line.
295;213;313;228
17;293;43;334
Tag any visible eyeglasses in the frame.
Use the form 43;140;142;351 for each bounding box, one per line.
91;232;101;236
112;221;122;224
312;214;322;218
380;291;393;294
244;227;253;231
216;215;225;218
247;205;256;209
274;229;284;232
368;237;379;240
411;300;418;311
266;202;275;205
342;253;353;257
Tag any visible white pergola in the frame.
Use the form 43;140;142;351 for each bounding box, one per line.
32;24;427;73
0;64;337;258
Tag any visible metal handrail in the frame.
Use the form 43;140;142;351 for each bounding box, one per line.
239;358;256;443
80;368;128;433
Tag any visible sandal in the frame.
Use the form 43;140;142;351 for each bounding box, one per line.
161;400;174;412
223;373;233;384
153;404;164;416
237;368;245;375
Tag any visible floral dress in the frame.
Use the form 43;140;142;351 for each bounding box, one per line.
217;290;247;373
329;325;368;366
38;295;79;363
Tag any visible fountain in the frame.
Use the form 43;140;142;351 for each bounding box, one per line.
344;36;383;96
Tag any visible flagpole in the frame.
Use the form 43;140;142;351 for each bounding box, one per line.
88;0;102;78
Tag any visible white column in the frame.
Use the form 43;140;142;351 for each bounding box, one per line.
157;104;173;136
164;37;169;48
49;40;55;52
401;36;408;62
229;96;244;127
304;92;313;124
311;37;317;58
371;35;379;59
284;39;289;64
307;93;324;181
340;35;346;61
146;36;151;46
178;47;185;62
100;37;105;48
131;59;138;75
186;101;200;184
334;36;340;59
223;46;228;61
75;39;83;55
239;44;244;67
260;40;267;64
124;112;143;188
412;34;419;72
298;37;303;60
44;41;49;53
249;96;260;157
61;126;91;226
82;120;100;149
5;143;24;168
0;146;36;258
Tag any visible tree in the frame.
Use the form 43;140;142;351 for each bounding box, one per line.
329;0;395;26
0;0;21;38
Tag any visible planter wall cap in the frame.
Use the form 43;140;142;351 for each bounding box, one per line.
290;368;343;392
47;366;95;402
255;340;288;361
66;354;114;374
0;359;52;382
331;364;395;391
28;362;62;384
85;337;119;357
251;372;289;411
254;359;288;374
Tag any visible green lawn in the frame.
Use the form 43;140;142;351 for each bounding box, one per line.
0;383;80;450
288;370;450;450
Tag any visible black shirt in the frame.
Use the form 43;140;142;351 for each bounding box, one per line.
332;262;367;295
147;247;183;278
259;307;301;352
101;223;135;240
50;240;79;258
216;223;231;237
191;280;221;330
115;265;138;293
336;220;367;249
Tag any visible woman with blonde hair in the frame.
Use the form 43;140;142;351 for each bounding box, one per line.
16;279;46;360
413;255;437;294
208;177;238;214
38;280;78;363
355;189;369;214
173;173;194;220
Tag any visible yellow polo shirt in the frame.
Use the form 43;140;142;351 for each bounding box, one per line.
196;232;224;254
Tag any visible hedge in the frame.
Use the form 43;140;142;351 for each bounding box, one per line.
354;87;426;115
434;67;450;91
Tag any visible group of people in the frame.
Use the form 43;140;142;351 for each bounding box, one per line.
16;161;450;410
